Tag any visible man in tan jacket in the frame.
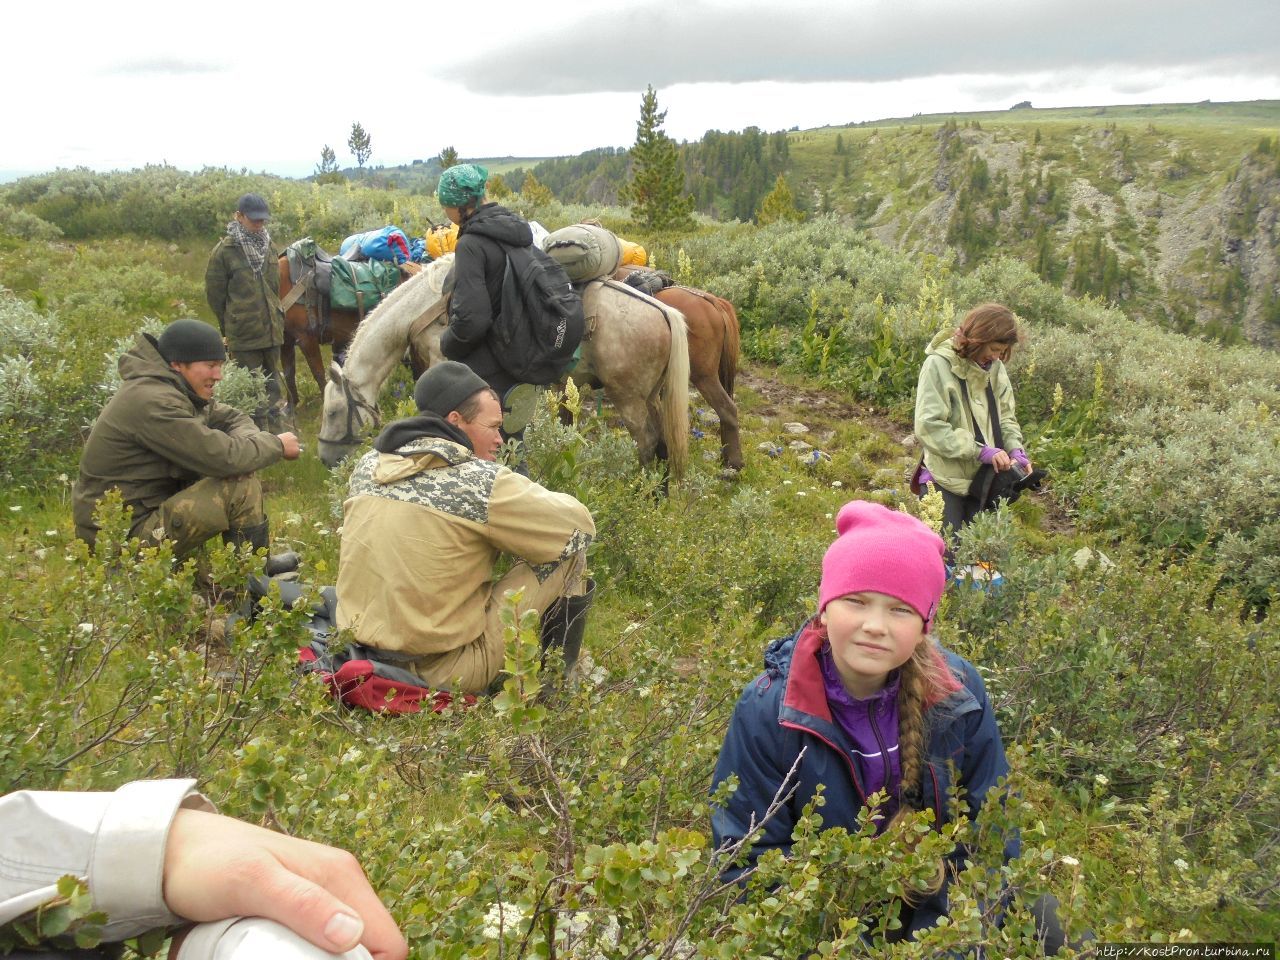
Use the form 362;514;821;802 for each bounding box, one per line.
336;362;595;693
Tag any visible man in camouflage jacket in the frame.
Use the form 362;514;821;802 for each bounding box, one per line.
73;319;300;559
204;193;287;430
337;362;595;693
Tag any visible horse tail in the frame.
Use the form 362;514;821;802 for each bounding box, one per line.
717;296;741;398
660;305;691;481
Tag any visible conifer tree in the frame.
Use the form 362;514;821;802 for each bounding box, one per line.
835;133;845;155
316;145;338;175
520;172;555;206
755;174;805;225
438;146;459;170
348;122;373;168
487;173;513;199
621;86;694;229
314;145;343;184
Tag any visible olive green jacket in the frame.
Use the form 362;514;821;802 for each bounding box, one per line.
913;330;1025;496
73;334;284;543
204;235;283;350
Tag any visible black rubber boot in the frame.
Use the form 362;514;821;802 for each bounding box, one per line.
539;578;596;678
224;521;300;577
224;520;270;552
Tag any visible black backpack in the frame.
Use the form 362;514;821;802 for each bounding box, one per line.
493;243;585;385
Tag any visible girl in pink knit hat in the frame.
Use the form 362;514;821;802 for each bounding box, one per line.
710;500;1062;949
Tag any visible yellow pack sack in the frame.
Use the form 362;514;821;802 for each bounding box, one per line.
619;239;648;266
426;223;459;259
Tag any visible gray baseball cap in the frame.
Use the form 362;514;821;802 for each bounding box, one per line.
236;193;271;221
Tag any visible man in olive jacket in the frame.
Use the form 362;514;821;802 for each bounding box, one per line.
204;193;287;431
73;319;300;559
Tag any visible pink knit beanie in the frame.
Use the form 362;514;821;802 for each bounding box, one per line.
819;500;947;630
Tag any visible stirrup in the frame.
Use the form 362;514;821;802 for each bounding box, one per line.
502;383;540;434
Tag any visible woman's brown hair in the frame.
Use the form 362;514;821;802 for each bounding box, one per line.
953;303;1023;362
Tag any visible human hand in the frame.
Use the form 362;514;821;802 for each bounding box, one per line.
991;449;1013;471
1011;448;1032;472
278;432;302;460
163;809;408;960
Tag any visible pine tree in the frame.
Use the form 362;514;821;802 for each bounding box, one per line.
348;122;372;168
620;86;694;229
487;173;513;199
438;146;459;170
834;133;845;155
520;172;555;206
314;145;343;185
755;174;804;225
316;145;338;175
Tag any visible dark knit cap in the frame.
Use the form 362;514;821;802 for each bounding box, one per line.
237;193;271;220
413;362;489;416
157;319;226;363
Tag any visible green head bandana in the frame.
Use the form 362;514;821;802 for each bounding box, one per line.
437;163;490;207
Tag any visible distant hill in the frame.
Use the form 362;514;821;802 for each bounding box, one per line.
314;156;556;194
524;100;1280;347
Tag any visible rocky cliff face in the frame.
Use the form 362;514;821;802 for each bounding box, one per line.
849;125;1280;347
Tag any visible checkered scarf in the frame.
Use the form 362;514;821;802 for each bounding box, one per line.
227;219;271;275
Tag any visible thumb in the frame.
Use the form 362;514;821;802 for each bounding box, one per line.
253;864;366;954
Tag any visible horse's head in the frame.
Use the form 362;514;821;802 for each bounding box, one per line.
317;361;381;469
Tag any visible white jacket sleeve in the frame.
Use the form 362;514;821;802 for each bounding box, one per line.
0;779;214;941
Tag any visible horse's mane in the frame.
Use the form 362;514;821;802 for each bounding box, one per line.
343;254;454;359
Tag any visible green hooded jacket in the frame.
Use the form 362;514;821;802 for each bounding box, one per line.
73;333;284;543
204;236;283;350
913;329;1024;496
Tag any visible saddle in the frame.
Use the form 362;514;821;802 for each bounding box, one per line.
284;238;334;339
619;267;674;297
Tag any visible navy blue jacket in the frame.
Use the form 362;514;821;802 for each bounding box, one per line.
710;620;1017;937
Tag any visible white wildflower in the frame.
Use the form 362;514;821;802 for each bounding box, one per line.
1061;856;1079;867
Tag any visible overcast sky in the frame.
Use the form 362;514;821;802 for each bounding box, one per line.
4;0;1277;180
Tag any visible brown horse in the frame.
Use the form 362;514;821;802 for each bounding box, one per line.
278;255;422;412
614;266;743;471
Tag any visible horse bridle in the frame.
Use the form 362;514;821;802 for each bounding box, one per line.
328;376;381;447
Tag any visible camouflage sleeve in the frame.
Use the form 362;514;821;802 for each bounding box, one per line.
484;469;594;569
204;243;229;332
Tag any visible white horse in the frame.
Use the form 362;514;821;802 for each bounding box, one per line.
316;254;691;479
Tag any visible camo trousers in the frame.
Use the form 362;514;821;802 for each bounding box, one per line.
133;475;266;560
230;346;287;431
404;549;588;694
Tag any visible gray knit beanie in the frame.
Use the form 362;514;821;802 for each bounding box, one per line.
157;319;226;363
413;361;489;416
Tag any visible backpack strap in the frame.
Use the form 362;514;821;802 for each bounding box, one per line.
957;378;1003;450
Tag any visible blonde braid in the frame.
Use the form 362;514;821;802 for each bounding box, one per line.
886;636;960;900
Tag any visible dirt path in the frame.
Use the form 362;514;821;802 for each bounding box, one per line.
737;367;913;443
735;365;1076;535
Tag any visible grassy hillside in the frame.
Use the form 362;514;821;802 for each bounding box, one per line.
785;100;1280;347
1;173;1277;954
528;100;1280;348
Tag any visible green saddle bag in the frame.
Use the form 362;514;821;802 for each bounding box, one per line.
329;256;399;313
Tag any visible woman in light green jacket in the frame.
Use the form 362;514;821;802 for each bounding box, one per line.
913;303;1032;541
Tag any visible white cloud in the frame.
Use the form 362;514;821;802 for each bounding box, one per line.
1;0;1276;178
